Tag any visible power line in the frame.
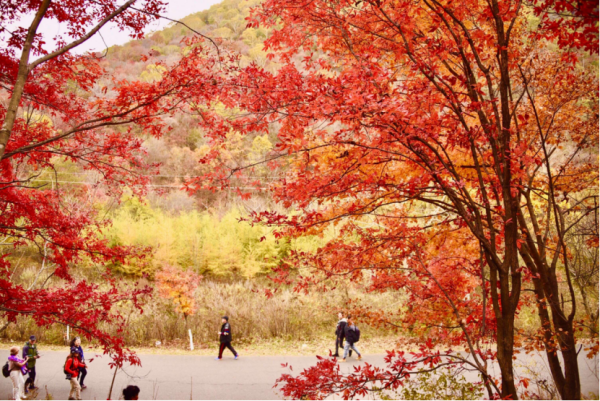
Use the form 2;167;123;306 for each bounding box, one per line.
31;179;268;191
32;171;280;179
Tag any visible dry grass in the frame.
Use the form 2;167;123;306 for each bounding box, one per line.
1;280;402;349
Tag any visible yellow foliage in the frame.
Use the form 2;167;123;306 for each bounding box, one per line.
248;43;267;67
212;26;234;39
140;64;167;82
106;198;294;278
250;134;273;161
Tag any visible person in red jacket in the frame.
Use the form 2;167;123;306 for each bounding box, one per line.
64;349;86;400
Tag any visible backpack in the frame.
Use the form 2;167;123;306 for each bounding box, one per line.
2;361;9;378
346;325;360;343
64;357;73;379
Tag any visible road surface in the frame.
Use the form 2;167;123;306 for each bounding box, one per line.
0;348;597;399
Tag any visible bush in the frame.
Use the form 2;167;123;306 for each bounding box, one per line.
399;370;483;400
106;200;293;278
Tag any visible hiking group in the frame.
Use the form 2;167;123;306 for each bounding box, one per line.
4;314;362;399
216;313;364;363
3;335;89;400
3;317;240;400
334;313;362;362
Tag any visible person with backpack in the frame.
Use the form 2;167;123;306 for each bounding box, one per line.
64;348;86;400
69;337;87;389
334;312;352;358
215;316;239;360
22;335;40;393
341;316;362;362
7;346;28;400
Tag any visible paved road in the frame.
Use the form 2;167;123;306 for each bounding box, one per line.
0;349;597;399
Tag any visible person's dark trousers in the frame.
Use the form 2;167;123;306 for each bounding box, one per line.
25;366;36;389
334;338;351;357
218;342;238;358
334;337;343;356
78;367;87;386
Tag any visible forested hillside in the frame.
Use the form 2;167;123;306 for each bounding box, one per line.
34;0;287;279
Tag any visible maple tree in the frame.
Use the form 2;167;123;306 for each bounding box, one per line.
192;0;599;398
155;264;202;320
0;0;228;366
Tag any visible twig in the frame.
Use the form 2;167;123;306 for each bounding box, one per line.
107;365;119;400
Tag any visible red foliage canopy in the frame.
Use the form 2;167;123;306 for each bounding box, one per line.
193;0;598;398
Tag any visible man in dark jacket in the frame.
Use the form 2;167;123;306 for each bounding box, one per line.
216;316;239;360
23;335;40;392
342;316;362;362
334;312;352;357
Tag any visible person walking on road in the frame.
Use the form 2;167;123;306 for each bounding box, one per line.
334;312;350;358
8;346;28;400
123;385;140;400
22;335;40;393
64;348;86;400
341;316;362;362
69;337;87;390
216;316;239;360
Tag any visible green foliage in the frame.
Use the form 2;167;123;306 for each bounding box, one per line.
241;27;259;46
399;370;484;400
106;197;292;278
180;15;205;31
185;128;204;150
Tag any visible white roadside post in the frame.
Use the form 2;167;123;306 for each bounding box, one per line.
189;329;194;351
67;325;70;342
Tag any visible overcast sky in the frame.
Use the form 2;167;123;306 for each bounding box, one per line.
9;0;222;54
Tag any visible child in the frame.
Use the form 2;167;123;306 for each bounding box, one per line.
64;349;86;400
216;316;239;360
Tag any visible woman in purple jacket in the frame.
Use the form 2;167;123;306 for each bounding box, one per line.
8;346;28;400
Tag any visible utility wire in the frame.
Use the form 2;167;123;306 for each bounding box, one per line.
31;179;267;190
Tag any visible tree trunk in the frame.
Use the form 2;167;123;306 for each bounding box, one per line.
560;338;581;399
531;276;567;396
553;314;581;399
0;0;51;160
487;255;519;399
522;252;582;399
533;306;581;400
497;315;518;398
